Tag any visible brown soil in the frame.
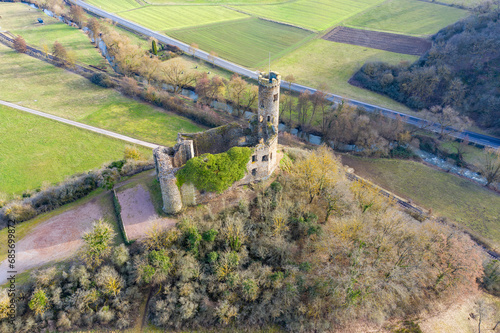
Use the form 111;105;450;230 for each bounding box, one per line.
116;184;176;240
323;26;431;56
0;197;105;284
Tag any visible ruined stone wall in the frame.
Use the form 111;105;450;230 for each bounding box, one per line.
245;134;279;181
153;147;183;214
180;123;251;156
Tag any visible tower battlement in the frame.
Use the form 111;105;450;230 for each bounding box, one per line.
258;71;281;88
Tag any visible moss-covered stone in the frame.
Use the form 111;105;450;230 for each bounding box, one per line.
176;147;253;193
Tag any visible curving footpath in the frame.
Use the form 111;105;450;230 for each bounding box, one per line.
70;0;500;149
0;100;159;149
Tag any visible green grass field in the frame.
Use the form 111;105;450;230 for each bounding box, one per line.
344;0;469;35
0;3;107;67
120;5;248;31
169;18;314;68
0;105;151;197
231;0;386;31
85;0;142;13
0;44;203;146
272;39;417;112
341;155;500;249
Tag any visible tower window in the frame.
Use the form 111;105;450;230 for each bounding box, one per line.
260;103;264;108
267;116;271;122
252;155;257;163
273;94;278;102
262;155;269;162
270;153;273;160
251;168;257;176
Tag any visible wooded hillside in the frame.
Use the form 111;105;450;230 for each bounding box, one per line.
353;9;500;135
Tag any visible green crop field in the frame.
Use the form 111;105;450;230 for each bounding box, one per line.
119;5;248;31
0;104;151;197
145;0;286;3
85;0;141;13
341;155;500;249
231;0;386;31
344;0;469;35
169;18;314;68
272;39;417;112
0;44;203;146
0;3;107;67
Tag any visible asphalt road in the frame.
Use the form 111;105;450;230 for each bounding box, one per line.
0;100;159;149
71;0;500;148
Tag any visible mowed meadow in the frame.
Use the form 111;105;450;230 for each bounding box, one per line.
344;0;469;35
1;2;107;67
0;44;203;146
0;104;151;197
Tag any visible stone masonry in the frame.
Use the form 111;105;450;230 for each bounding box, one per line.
154;71;282;214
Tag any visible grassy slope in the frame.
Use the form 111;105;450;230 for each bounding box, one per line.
120;5;248;31
0;44;203;146
344;0;469;35
0;3;106;67
168;18;314;68
231;0;386;31
272;39;418;112
341;155;500;249
0;105;151;196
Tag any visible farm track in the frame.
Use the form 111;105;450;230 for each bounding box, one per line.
324;26;431;56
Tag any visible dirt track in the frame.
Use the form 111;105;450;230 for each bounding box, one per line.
323;26;431;56
0;197;105;284
116;185;176;240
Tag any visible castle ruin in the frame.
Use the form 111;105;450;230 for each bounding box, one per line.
153;71;281;214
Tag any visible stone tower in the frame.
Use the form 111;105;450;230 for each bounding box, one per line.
258;71;281;132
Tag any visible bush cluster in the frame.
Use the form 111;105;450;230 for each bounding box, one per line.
0;245;142;333
176;147;253;193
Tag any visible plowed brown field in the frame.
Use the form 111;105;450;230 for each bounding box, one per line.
323;26;431;56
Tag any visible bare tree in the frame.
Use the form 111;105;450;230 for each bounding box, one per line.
13;35;27;53
241;85;258;111
284;74;296;125
69;5;85;28
227;74;247;117
159;58;198;94
188;42;198;58
476;148;500;186
140;55;161;85
86;17;101;45
420;105;472;138
309;83;329;126
52;41;68;65
208;51;217;67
